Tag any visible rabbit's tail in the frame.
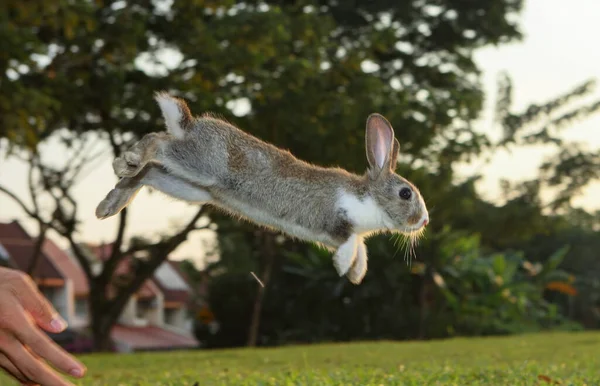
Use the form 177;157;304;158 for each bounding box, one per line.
154;91;194;139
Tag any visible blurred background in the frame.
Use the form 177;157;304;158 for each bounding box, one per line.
0;0;599;354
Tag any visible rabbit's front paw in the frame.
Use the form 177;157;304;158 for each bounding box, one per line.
347;241;367;284
333;235;358;276
95;186;133;219
113;151;143;177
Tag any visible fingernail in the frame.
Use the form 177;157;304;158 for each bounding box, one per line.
70;368;84;377
50;317;67;332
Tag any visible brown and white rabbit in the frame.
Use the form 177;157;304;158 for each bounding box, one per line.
95;92;429;284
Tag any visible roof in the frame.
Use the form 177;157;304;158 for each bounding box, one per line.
43;239;89;296
0;221;64;281
152;260;192;305
137;277;160;300
167;260;194;287
111;324;199;350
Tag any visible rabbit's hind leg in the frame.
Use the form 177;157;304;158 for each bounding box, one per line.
96;164;212;219
333;234;359;277
140;164;212;204
113;132;170;178
347;238;368;284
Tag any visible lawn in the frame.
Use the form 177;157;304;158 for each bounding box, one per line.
4;331;600;385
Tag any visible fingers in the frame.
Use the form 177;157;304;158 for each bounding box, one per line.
0;352;35;385
2;335;75;386
4;270;66;333
3;298;86;379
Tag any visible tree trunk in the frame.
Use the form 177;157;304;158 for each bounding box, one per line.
247;232;276;347
27;223;48;275
91;319;114;352
88;288;111;351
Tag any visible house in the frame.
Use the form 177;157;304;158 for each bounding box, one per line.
0;221;89;328
80;242;199;352
0;220;199;353
0;221;93;352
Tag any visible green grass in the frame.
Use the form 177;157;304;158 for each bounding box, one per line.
4;331;600;385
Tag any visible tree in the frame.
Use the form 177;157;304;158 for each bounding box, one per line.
203;3;600;344
494;73;600;212
0;136;210;350
4;0;599;349
191;0;525;345
0;0;215;350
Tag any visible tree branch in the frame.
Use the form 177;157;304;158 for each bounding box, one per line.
0;185;36;219
64;234;94;281
121;223;211;257
26;223;48;275
103;206;208;327
98;208;129;287
27;155;41;215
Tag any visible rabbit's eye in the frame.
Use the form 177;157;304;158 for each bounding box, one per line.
399;187;412;200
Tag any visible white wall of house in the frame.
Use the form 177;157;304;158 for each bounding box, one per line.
138;288;165;327
118;297;140;326
41;285;69;322
155;262;196;335
118;281;165;327
164;307;187;331
60;279;89;329
63;279;75;326
71;296;90;329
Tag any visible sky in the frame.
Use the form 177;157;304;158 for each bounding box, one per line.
1;0;599;267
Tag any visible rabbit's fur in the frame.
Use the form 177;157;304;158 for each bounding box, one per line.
96;92;429;284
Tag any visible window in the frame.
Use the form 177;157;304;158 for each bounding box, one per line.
0;244;10;262
136;299;156;319
164;309;177;325
75;298;88;318
41;287;57;304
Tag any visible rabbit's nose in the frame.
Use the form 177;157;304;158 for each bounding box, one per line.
422;218;429;227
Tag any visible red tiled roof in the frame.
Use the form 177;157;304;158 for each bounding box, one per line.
0;221;64;280
152;260;195;305
156;284;189;304
137;278;159;299
111;324;198;350
43;239;89;296
167;260;193;287
0;221;30;239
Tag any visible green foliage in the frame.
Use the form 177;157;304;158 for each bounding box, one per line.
3;0;600;352
207;226;582;346
3;332;600;385
435;243;574;336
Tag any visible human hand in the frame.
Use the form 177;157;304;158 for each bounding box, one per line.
0;267;86;385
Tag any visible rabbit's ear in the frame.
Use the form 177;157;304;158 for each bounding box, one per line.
154;91;193;139
365;113;396;176
389;137;400;171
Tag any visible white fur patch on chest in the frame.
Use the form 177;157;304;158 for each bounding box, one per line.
336;190;392;235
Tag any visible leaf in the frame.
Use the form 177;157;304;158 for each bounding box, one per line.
492;254;506;275
540;245;570;279
545;281;578;296
537;374;561;384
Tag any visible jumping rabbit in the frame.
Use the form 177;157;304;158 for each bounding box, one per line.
95;92;429;284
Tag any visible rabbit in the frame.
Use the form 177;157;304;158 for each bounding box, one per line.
95;92;429;284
